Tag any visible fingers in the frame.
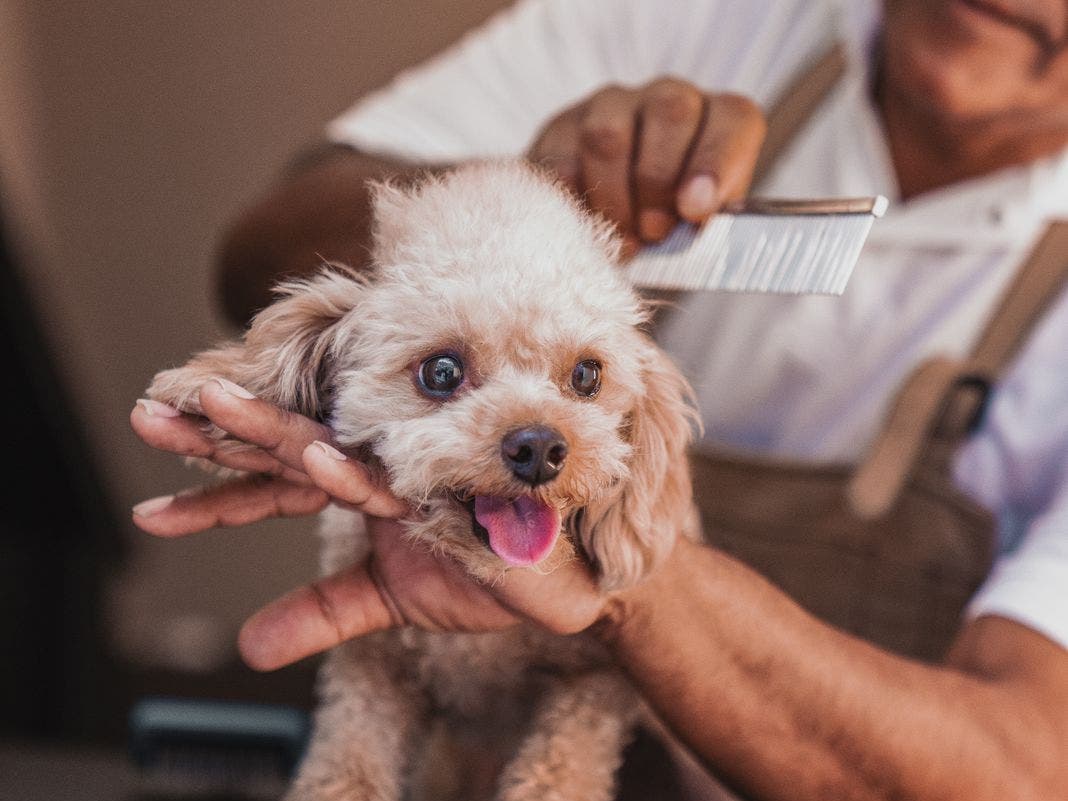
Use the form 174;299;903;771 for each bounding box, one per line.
238;562;397;671
530;81;766;255
131;400;309;483
492;556;605;636
197;378;333;474
633;78;706;241
132;381;408;535
677;93;767;223
579;86;640;244
132;474;329;537
236;511;607;671
529;104;583;196
302;441;410;519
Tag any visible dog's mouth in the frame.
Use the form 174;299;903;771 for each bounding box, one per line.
462;494;561;567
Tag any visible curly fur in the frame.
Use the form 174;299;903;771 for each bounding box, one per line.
147;161;699;801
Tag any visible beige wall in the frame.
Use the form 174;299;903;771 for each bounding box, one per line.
0;0;511;670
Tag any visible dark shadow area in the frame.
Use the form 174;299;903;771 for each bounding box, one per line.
0;190;317;797
0;192;125;741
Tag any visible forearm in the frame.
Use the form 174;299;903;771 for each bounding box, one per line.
600;538;1065;801
216;146;441;326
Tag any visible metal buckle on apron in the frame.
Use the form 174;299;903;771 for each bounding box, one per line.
954;375;993;436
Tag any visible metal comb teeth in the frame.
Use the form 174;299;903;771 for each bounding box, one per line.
624;196;889;296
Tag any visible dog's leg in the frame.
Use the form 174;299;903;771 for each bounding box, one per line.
286;647;425;801
496;671;639;801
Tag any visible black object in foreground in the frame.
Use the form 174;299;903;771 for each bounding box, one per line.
129;697;310;800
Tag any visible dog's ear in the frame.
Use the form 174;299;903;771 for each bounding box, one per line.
574;341;698;591
147;267;366;421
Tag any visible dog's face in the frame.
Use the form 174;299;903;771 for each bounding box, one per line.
149;163;696;589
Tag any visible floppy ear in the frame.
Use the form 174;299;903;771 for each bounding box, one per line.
573;340;699;591
147;267;366;422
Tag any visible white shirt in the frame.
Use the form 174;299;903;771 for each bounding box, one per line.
328;0;1068;649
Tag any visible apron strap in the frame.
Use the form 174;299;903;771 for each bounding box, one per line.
970;222;1068;373
849;220;1068;519
847;357;990;518
753;42;847;188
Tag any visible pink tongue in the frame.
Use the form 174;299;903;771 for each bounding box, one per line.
474;495;561;567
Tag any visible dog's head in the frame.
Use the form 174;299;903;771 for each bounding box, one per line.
149;162;698;590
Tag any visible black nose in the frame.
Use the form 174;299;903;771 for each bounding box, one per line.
501;426;568;486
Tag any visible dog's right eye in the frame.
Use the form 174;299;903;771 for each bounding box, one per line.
418;354;464;397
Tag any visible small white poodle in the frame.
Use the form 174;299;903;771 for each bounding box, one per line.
147;161;699;801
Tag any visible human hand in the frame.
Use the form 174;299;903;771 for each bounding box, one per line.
528;79;767;255
130;382;609;670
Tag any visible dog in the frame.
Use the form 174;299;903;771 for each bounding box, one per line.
146;161;700;801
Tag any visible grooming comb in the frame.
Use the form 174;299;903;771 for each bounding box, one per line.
625;196;889;295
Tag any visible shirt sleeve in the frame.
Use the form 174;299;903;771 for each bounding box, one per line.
960;280;1068;650
967;483;1068;648
327;0;664;162
326;0;830;163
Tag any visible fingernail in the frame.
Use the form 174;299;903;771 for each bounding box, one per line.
313;441;347;461
211;377;256;399
133;495;174;517
237;620;272;672
136;399;181;417
678;174;718;221
620;235;641;261
638;209;675;242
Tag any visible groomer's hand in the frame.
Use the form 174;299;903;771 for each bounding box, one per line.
130;385;607;670
528;80;767;256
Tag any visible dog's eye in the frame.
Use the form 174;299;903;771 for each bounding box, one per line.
418;354;464;397
570;360;601;397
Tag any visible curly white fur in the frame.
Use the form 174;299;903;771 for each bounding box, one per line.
148;161;699;801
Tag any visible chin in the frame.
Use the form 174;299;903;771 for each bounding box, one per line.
881;0;1060;126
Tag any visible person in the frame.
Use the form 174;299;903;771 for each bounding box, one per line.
131;0;1068;798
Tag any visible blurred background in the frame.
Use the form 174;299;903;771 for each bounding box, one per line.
0;0;509;788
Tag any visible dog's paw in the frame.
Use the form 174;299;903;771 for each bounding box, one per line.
145;353;266;477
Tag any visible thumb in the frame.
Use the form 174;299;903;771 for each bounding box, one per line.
238;563;398;671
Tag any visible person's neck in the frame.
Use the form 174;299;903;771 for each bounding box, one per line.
877;80;1068;201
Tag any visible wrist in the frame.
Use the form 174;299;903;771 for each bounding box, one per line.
592;535;700;648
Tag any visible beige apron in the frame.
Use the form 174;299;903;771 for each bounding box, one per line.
698;217;1068;663
619;46;1068;800
693;44;1068;664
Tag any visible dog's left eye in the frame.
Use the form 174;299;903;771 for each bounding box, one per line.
418;354;464;397
570;360;601;397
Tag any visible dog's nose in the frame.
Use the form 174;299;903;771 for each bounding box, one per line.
501;426;568;486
